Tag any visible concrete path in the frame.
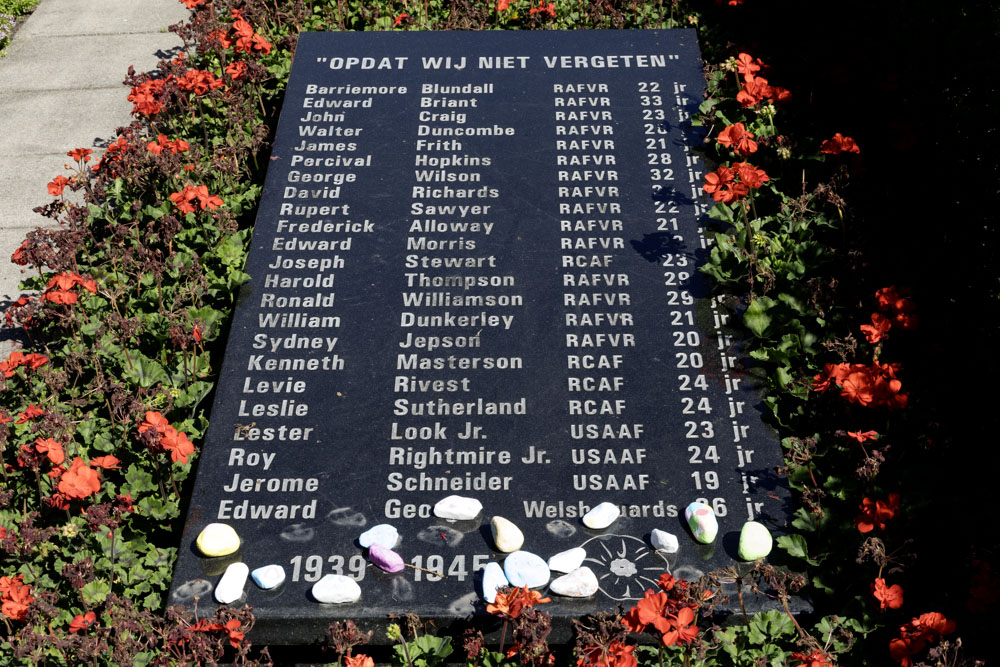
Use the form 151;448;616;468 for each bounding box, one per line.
0;0;189;352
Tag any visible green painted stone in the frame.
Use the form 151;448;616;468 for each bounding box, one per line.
738;521;773;560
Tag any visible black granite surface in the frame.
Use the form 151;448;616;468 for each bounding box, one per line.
169;29;795;644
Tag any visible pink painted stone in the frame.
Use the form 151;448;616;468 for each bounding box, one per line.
369;543;405;573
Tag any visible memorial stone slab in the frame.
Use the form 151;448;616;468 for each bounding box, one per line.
169;29;795;644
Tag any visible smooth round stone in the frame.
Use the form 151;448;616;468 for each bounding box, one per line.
312;574;361;604
684;501;718;544
359;524;398;550
433;495;483;521
214;562;249;604
196;523;240;557
481;561;509;603
738;521;773;560
369;543;405;573
503;550;550;588
650;529;680;553
582;502;620;529
549;567;599;598
547;547;586;573
490;516;524;553
250;564;286;590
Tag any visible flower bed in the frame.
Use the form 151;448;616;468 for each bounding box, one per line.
0;0;994;664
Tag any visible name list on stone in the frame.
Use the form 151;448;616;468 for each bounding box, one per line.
171;30;790;629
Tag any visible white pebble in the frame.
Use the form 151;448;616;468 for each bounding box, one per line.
196;523;240;557
490;516;525;553
650;529;680;553
250;564;286;590
214;563;249;604
433;495;483;521
359;524;399;550
503;550;550;588
582;502;620;529
549;567;599;598
312;574;361;604
481;562;509;603
547;547;587;573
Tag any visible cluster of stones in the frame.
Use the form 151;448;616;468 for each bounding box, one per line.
194;495;774;606
195;523;288;604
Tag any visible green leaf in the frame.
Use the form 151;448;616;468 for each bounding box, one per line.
708;201;735;223
791;507;817;532
749;609;797;640
81;580;111;605
123;353;169;389
123;465;157;495
776;534;819;566
743;297;775;337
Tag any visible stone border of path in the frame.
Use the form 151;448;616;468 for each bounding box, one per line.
0;0;189;353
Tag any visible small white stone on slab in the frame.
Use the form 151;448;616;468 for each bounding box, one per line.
369;543;405;573
433;495;483;521
684;501;719;544
359;524;398;550
503;550;550;588
481;561;509;603
549;567;599;598
738;521;773;560
312;574;361;604
214;562;249;604
491;516;525;553
547;547;586;573
650;529;680;553
196;523;240;557
582;502;620;529
250;565;286;590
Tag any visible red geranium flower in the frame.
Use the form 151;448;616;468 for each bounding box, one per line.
67;147;93;163
702;165;749;203
169;185;224;214
15;404;44;424
855;493;900;533
733;161;770;189
860;312;893;343
225;61;249;81
890;612;956;666
496;0;510;9
735;52;761;77
89;455;121;470
487;585;551;619
0;575;33;621
58;457;102;500
737;75;772;107
177;69;224;95
660;606;698;646
847;430;879;443
393;12;408;26
69;611;97;633
576;641;636;667
33;438;65;465
789;650;834;667
528;1;556;17
127;78;170;117
147;134;190;155
873;578;904;610
344;655;375;667
820;132;860;155
717;123;758;155
47;175;70;196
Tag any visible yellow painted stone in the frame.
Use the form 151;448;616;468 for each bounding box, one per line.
196;523;240;557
